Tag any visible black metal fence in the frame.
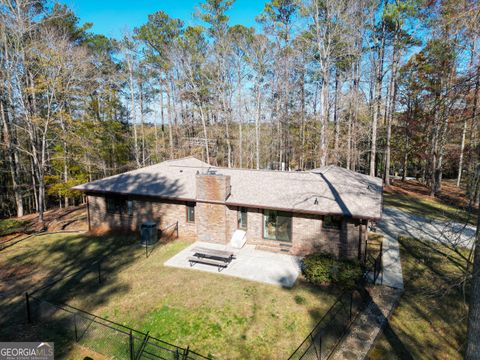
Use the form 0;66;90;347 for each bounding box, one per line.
364;239;383;284
288;239;384;360
287;287;368;360
145;221;179;258
26;295;209;360
22;226;382;360
24;238;209;360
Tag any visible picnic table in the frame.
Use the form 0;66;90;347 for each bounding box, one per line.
188;246;235;272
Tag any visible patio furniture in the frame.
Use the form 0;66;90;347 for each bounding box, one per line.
189;247;235;272
188;257;229;271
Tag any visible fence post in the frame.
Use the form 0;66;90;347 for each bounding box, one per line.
183;346;190;360
25;292;31;323
364;239;368;263
176;221;179;239
145;240;148;258
174;348;179;360
74;313;78;341
129;329;134;360
380;241;384;284
318;336;322;360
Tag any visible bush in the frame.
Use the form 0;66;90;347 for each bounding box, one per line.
302;253;363;289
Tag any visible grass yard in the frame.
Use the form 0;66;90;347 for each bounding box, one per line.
367;237;470;359
0;232;339;359
384;179;477;225
0;218;29;236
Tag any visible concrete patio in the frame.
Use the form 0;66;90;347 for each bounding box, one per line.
164;241;301;287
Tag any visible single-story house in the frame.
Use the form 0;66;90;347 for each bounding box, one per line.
73;157;383;260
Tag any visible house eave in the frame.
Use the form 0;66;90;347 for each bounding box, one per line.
77;188;381;221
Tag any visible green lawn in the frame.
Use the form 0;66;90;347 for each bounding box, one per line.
0;218;29;236
0;232;338;359
367;237;470;359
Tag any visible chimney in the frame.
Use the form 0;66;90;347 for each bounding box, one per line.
196;170;231;202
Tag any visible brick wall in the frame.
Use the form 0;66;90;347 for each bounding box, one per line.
88;194;366;260
87;195;196;239
196;174;231;201
223;206;365;259
196;202;228;243
195;173;231;244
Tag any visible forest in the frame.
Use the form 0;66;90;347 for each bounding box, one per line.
0;0;479;222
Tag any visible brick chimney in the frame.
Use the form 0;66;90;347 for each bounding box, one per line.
195;170;231;244
196;171;231;202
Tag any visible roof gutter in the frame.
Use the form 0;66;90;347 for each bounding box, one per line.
78;189;382;221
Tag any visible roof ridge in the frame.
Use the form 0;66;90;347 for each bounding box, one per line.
208;166;309;174
162;155;203;163
310;165;379;180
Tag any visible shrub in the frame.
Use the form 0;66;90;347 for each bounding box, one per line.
294;295;306;305
302;253;363;289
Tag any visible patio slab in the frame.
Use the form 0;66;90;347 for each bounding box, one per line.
164;241;301;287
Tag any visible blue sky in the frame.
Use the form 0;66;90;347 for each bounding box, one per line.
58;0;266;38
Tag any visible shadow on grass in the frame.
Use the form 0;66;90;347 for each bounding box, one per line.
369;293;414;360
383;190;476;225
2;231;350;360
369;237;469;359
385;194;465;222
0;232;145;357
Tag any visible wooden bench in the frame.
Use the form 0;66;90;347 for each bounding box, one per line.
188;256;229;272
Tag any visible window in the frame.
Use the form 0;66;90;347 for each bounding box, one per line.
106;196;131;215
237;207;248;229
186;203;195;223
263;210;292;242
323;215;342;230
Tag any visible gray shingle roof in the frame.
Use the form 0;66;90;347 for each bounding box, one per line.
73;156;383;219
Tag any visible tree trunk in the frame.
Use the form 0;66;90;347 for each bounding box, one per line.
198;104;210;164
320;66;329;167
237;64;243;168
300;66;306;170
127;56;140;168
333;67;340;164
463;69;479;188
222;90;232;168
402;148;408;181
466;169;480;359
165;80;175;159
138;76;146;166
159;78;166;154
370;7;386;177
457;114;468;187
255;83;262;170
385;31;399;186
30;159;38;212
1;99;24;217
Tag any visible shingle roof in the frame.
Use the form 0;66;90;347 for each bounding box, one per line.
73;156;383;219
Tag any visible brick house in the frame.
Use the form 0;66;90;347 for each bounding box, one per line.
73;157;383;260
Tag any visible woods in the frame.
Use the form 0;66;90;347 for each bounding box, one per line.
0;0;479;219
